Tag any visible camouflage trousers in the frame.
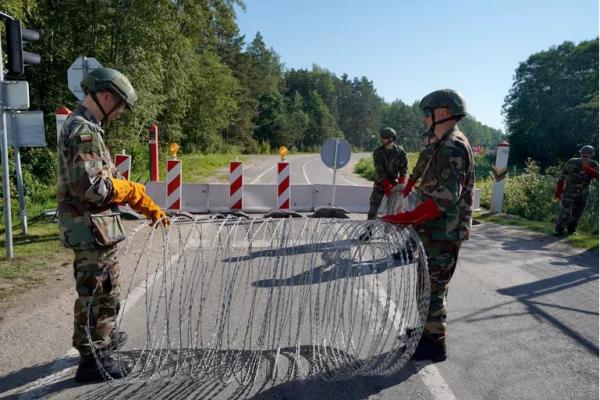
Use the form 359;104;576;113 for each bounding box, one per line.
367;186;385;220
418;234;462;342
556;194;588;232
72;246;121;356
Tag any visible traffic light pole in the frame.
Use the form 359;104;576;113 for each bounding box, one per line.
0;38;15;258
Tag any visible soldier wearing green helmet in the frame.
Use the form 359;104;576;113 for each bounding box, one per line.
553;145;599;236
365;127;408;221
382;89;474;362
57;67;167;382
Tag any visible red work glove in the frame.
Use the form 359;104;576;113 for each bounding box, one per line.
554;180;564;200
402;179;416;197
582;164;599;178
397;175;407;185
380;178;394;197
381;197;441;225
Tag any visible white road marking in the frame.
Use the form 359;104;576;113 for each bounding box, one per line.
250;164;275;184
302;157;318;184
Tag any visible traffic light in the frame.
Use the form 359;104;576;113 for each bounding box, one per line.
4;19;41;76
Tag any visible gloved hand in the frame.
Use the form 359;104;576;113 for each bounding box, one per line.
582;164;599;178
110;178;170;227
397;175;407;185
381;197;441;225
380;178;394;197
554;179;564;200
402;179;416;197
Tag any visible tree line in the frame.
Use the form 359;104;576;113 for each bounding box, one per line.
2;0;502;157
503;38;599;167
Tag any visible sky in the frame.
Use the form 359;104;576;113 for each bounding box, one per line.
234;0;598;132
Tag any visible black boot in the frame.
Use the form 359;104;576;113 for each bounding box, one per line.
74;353;133;383
412;334;447;363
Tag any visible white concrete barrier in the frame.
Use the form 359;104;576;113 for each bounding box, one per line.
144;182;482;214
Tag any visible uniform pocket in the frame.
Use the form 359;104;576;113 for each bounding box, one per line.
90;212;126;247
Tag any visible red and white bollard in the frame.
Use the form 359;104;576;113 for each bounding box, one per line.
114;152;132;180
55;106;72;143
277;162;290;209
166;158;182;211
229;161;243;210
149;124;160;182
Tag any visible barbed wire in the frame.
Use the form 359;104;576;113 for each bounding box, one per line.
85;211;429;388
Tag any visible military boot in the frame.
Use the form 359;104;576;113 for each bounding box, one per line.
74;353;133;383
411;334;447;362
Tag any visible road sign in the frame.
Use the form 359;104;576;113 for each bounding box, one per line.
5;111;46;147
320;138;351;169
67;56;102;100
1;80;29;110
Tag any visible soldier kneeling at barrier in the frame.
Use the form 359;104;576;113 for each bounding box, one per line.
57;67;169;382
554;145;599;236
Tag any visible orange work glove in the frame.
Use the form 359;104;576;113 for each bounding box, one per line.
582;164;599;179
110;178;169;227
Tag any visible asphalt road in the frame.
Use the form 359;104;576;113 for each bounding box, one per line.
0;154;597;400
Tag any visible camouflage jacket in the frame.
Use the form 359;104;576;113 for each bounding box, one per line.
409;142;436;183
57;106;124;250
559;158;599;198
417;125;474;242
373;144;408;186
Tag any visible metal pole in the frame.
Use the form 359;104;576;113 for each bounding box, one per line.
0;39;14;258
331;139;339;207
14;146;28;235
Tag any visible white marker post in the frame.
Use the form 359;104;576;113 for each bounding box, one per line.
490;140;510;213
55;106;71;144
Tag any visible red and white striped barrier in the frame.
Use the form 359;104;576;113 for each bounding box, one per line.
114;153;132;180
149;124;160;182
277;162;290;209
166;159;182;210
229;161;243;210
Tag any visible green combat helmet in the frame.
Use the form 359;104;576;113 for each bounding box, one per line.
380;127;397;140
81;67;137;109
419;89;467;117
579;145;595;156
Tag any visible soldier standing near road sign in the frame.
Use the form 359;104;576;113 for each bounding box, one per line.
57;67;168;382
383;89;474;362
553;145;599;236
366;127;408;220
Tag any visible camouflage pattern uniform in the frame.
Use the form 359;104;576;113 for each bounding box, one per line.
409;142;436;186
555;158;599;233
57;105;125;356
368;144;408;219
415;125;474;340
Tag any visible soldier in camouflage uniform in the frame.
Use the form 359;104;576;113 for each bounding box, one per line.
554;145;599;236
383;89;474;362
366;127;408;220
401;133;439;197
57;67;168;382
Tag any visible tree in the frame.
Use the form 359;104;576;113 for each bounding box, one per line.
503;39;599;167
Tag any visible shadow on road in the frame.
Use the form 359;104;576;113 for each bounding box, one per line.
3;345;421;400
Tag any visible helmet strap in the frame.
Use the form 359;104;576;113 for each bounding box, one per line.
90;92;110;123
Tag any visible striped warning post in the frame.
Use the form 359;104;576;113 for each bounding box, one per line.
114;154;132;180
229;161;243;210
277;162;290;209
166;159;182;210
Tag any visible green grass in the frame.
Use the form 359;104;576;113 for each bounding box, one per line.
354;153;419;181
474;211;598;250
0;218;70;301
